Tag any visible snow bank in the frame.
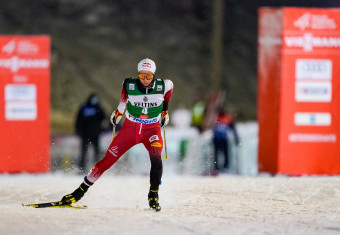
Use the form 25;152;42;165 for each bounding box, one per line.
51;121;258;176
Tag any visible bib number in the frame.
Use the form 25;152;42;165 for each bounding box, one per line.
140;108;149;119
142;108;148;114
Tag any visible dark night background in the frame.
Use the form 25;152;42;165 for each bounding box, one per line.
1;0;339;133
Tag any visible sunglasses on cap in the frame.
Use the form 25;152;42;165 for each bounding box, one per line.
138;73;154;81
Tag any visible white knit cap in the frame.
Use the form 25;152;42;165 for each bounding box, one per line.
137;58;156;74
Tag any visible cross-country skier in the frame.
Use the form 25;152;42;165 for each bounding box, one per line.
61;58;173;211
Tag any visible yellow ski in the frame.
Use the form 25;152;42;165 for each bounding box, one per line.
23;201;87;209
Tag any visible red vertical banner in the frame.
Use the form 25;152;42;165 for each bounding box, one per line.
279;8;340;175
0;36;50;173
257;8;283;174
258;8;340;175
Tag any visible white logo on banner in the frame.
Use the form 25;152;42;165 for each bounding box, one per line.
5;102;37;121
294;112;331;126
1;40;39;55
5;84;36;101
0;56;49;72
285;33;340;52
2;40;16;54
296;59;332;80
294;12;336;30
4;84;37;121
289;133;336;143
295;81;331;102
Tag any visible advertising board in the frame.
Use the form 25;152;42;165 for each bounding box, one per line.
258;8;340;175
0;36;50;173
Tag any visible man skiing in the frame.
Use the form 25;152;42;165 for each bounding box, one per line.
61;58;173;211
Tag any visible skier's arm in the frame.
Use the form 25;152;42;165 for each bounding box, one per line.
162;80;174;112
110;79;128;125
117;87;128;113
160;80;174;127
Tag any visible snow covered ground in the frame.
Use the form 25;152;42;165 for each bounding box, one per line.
1;174;340;235
2;119;340;234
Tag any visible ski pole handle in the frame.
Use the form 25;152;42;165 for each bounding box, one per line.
112;125;116;141
163;127;168;160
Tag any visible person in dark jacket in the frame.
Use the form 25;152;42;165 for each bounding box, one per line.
213;107;240;172
75;93;106;172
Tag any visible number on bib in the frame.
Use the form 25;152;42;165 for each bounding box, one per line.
142;108;148;114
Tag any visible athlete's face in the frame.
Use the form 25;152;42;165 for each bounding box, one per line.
138;70;154;87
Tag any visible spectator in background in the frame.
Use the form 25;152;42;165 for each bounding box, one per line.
75;93;106;172
213;107;240;173
191;94;205;133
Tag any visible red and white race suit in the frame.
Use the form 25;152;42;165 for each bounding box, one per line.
84;78;173;189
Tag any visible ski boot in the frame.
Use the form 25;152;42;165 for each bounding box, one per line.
61;183;89;204
148;189;161;211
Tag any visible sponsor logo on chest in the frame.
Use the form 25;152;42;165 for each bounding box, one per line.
128;93;163;108
133;102;158;107
128;114;158;124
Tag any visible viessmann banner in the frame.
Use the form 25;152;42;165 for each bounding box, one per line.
258;8;340;175
0;36;50;173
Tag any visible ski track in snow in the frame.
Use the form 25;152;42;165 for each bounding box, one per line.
1;174;340;235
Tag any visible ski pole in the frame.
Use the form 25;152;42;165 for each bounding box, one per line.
112;125;116;141
163;127;169;160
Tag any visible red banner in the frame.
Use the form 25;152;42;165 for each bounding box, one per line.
258;8;340;175
257;8;283;173
0;36;50;173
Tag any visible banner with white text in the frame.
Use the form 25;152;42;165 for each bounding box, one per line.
0;36;50;173
258;8;340;175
